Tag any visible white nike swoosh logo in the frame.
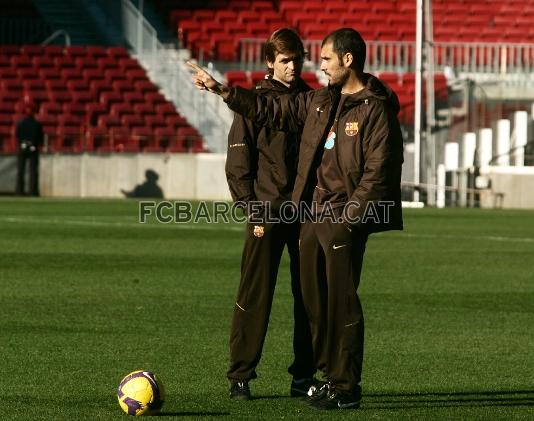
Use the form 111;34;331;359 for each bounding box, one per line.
332;244;347;250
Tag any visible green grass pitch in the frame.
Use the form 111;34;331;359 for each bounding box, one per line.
1;197;533;420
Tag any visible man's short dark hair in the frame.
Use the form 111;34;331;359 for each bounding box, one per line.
322;28;366;73
264;28;305;65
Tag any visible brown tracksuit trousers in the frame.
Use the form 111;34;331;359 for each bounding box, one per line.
227;221;315;382
299;219;368;393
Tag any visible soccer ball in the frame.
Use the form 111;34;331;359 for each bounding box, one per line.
117;370;164;416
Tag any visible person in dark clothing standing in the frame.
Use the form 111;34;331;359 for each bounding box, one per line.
16;102;44;196
225;28;315;401
188;27;404;410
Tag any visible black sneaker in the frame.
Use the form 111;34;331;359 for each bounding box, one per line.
305;381;330;403
309;388;362;410
290;377;317;397
229;380;251;401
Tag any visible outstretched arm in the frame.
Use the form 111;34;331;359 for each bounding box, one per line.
187;61;231;100
187;61;309;133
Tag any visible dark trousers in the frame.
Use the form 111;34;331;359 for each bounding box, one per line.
299;220;368;393
16;150;39;196
227;221;315;382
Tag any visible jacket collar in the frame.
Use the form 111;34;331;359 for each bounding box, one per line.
255;75;311;94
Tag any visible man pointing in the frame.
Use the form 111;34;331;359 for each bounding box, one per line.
189;28;404;410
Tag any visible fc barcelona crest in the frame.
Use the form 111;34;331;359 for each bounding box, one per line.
345;121;359;136
253;225;265;238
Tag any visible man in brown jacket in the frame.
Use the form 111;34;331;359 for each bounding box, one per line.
188;27;403;410
225;28;315;401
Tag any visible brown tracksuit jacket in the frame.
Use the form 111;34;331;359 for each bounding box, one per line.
225;76;311;212
224;73;404;233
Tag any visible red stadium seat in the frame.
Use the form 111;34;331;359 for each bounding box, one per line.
0;102;15;113
11;55;32;68
43;45;64;57
131;126;153;150
75;57;97;70
118;58;142;71
64;46;88;57
154;126;176;150
178;126;200;138
97;115;121;128
121;114;145;129
43;78;62;91
123;91;145;105
71;91;94;104
87;46;108;58
54;56;75;69
155;102;177;117
214;10;237;24
251;1;272;11
134;80;159;94
0;68;17;79
0;114;14;125
133;103;156;116
165;114;188;129
39;68;61;80
110;127;132;151
1;91;19;102
225;70;250;88
112;80;134;93
82;69;104;84
57;115;82;128
86;103;107;125
107;47;130;59
86;126;110;151
144;92;166;105
17;68;39;80
126;69;147;84
89;80;110;98
66;79;88;92
23;80;45;91
250;71;267;86
35;113;57;127
100;91;122;107
2;79;22;91
104;69;127;82
49;90;72;103
61;68;83;82
98;57;119;71
56;126;83;152
32;56;54;69
109;103;133;119
63;102;86;118
0;45;21;55
145;115;166;128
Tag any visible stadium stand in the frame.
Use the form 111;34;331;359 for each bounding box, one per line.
224;70;449;126
225;70;323;90
166;0;534;61
0;46;207;153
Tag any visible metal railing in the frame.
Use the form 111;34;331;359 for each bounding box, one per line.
41;30;71;47
240;38;534;75
121;0;233;153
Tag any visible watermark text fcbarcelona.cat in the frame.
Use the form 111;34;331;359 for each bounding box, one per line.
139;200;395;225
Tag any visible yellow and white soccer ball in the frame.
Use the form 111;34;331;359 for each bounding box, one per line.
117;370;164;416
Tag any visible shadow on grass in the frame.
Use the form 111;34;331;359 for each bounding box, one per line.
157;412;230;417
364;390;534;410
250;395;289;400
